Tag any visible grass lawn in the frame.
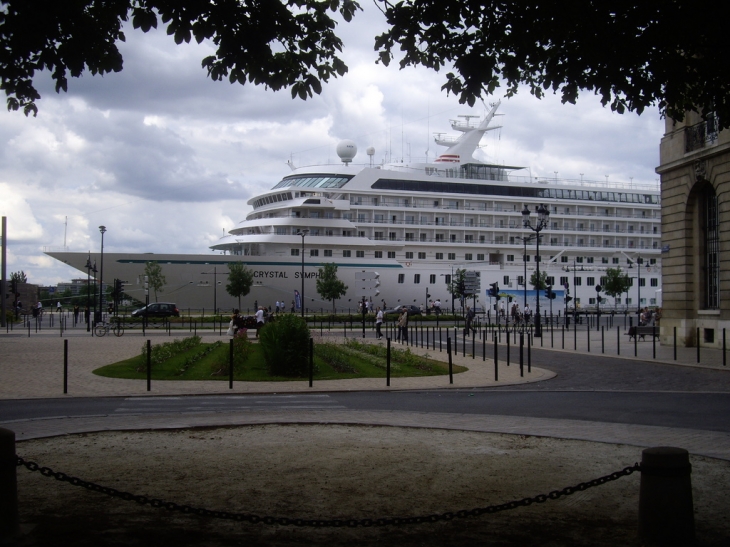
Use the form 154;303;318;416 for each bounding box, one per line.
93;339;467;382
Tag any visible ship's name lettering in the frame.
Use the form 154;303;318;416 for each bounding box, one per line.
253;271;289;279
295;271;320;279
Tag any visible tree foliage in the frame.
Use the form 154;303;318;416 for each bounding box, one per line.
0;0;360;116
316;263;348;312
529;270;547;291
225;262;253;310
2;1;727;128
375;0;730;128
144;261;166;302
10;271;27;283
602;267;631;307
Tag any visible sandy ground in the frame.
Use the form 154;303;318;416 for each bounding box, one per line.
12;424;730;546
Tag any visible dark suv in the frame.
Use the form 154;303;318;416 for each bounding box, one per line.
383;305;422;317
131;302;180;318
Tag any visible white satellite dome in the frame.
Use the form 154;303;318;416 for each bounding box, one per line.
336;140;357;164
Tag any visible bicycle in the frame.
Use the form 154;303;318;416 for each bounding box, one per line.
94;320;124;337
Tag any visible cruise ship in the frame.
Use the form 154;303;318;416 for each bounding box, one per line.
47;102;662;315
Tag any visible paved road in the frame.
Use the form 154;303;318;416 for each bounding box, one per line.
2;391;728;433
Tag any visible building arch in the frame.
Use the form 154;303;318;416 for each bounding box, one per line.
685;177;719;310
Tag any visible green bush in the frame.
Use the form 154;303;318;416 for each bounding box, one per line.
259;314;310;376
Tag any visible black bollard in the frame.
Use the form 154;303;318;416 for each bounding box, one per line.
386;337;391;387
0;428;19;537
229;339;234;389
639;447;694;546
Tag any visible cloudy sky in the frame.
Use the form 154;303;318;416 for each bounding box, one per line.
1;6;664;286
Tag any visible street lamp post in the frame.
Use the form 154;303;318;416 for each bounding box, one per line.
517;235;536;309
84;254;94;332
297;230;309;318
521;204;550;337
98;226;106;324
629;256;643;324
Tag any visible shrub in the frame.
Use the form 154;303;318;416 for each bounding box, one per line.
259;314;310;376
139;335;202;367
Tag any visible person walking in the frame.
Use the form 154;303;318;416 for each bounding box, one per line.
464;305;476;337
73;305;80;324
375;307;383;339
398;309;409;343
255;306;265;338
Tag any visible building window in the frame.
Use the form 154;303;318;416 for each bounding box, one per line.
560;276;569;286
575;277;582;286
639;278;646;287
477;254;485;261
430;274;436;284
435;253;443;260
503;276;510;285
414;274;421;284
546;276;555;285
445;275;451;284
405;252;414;259
612;257;619;264
374;251;383;258
561;256;568;263
291;249;299;256
310;249;319;257
650;278;658;287
388;252;396;259
324;250;332;257
703;186;720;308
602;257;609;264
576;257;584;263
343;250;351;257
398;274;404;284
374;232;384;240
507;254;514;262
587;257;594;263
418;252;426;259
465;254;473;260
389;232;396;240
448;253;456;260
587;277;595;285
356;251;365;258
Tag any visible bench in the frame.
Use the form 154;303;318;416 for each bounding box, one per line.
626;325;659;341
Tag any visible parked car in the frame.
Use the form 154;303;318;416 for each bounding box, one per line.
383;305;422;317
131;302;180;318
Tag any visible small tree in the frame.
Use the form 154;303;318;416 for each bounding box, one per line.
447;268;468;302
226;262;253;310
144;262;166;302
10;271;27;283
259;314;310;377
316;263;348;313
603;267;632;309
530;270;548;291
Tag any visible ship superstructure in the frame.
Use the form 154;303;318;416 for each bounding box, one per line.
48;102;661;314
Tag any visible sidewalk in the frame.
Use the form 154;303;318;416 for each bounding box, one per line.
0;330;554;399
2;328;730;461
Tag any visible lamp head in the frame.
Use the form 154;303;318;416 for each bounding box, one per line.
99;225;107;234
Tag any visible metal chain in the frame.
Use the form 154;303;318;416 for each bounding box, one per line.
16;455;640;528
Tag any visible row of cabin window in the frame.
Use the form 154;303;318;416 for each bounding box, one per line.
393;275;659;287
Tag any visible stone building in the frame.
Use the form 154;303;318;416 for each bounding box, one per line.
656;112;730;348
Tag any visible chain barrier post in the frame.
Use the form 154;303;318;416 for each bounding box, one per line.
447;337;453;384
493;335;498;381
308;337;313;388
63;339;68;394
229;339;234;390
386;337;391;387
0;428;19;538
639;447;694;546
673;326;677;360
696;327;700;364
146;340;151;392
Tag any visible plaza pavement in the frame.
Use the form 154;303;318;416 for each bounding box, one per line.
1;323;729;461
